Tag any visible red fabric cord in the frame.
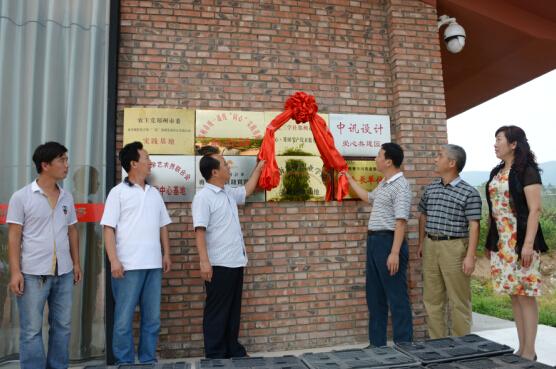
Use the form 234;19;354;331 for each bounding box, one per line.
257;92;349;201
257;110;292;190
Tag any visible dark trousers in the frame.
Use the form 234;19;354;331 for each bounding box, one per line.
366;232;413;346
203;266;247;359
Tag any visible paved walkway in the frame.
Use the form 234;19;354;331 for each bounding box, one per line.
471;311;515;331
2;312;555;368
472;312;556;366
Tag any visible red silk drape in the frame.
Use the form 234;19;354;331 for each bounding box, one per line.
257;92;349;201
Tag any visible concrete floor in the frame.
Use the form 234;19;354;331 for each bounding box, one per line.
472;313;556;366
2;312;555;368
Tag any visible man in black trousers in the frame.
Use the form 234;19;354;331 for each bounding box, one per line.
192;148;264;358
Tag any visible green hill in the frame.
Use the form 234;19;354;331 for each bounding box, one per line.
461;161;556;186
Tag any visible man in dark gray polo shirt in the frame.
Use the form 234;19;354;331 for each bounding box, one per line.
418;144;481;338
343;142;413;347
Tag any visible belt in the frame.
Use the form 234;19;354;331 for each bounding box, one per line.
368;230;394;236
427;233;464;241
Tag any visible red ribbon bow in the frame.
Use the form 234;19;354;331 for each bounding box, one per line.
258;92;349;201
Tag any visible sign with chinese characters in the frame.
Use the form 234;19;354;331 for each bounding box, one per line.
195;110;266;155
122;156;196;202
336;160;383;199
266;156;326;202
123;108;195;155
329;114;391;157
264;111;329;156
195;156;265;202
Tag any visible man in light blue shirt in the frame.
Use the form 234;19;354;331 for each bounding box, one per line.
192;147;264;359
7;142;82;369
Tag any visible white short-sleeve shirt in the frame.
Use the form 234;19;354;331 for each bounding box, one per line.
192;183;247;268
6;180;78;276
101;181;172;270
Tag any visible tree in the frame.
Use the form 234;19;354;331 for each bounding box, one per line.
281;159;312;201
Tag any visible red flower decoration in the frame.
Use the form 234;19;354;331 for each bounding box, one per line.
258;92;349;201
284;92;318;124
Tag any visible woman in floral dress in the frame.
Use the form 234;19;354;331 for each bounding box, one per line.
485;125;548;361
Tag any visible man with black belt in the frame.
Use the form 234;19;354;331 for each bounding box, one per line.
192;149;265;358
342;142;413;347
418;144;481;338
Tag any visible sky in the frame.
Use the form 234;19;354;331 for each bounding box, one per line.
447;69;556;172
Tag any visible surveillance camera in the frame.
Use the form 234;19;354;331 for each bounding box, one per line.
444;22;466;53
438;15;466;53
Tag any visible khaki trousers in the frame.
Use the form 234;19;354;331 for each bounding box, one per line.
423;237;472;338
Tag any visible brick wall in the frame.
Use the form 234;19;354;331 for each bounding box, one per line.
117;0;447;358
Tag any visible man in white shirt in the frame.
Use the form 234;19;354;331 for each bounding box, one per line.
101;141;172;365
7;141;82;369
192;148;264;358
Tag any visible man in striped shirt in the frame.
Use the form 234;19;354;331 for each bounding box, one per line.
418;144;481;338
192;148;265;359
343;142;413;347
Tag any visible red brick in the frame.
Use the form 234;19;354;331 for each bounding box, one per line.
117;0;444;357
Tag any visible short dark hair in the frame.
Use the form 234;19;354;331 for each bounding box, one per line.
381;142;404;168
32;142;68;173
119;141;143;173
199;154;221;181
197;145;220;156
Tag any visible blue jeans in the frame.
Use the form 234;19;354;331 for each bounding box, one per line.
111;268;161;364
17;272;73;369
366;232;413;346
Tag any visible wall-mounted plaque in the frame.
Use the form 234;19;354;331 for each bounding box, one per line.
122;156;196;202
337;160;383;199
266;156;326;202
264;111;329;156
195;156;265;202
329;114;391;157
195;110;266;155
123;108;195;155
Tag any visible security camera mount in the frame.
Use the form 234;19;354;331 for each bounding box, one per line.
437;14;457;29
438;14;466;53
